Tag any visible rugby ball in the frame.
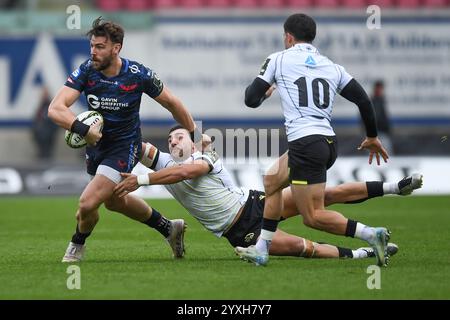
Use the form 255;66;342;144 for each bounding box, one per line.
65;111;103;148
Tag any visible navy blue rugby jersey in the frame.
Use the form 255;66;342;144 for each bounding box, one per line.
65;58;163;145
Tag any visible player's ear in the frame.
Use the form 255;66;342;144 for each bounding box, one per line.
113;43;122;54
285;32;294;44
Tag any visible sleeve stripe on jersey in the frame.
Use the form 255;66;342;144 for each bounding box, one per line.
140;143;160;170
197;155;214;172
149;148;160;170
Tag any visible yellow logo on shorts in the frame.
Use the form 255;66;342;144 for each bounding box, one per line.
259;195;266;201
244;233;255;243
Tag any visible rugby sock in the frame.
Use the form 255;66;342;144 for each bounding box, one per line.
383;182;399;194
143;208;171;238
337;246;354;259
345;219;374;241
345;181;384;204
351;248;369;259
367;181;384;197
354;222;374;241
255;218;278;253
345;219;358;237
71;224;91;245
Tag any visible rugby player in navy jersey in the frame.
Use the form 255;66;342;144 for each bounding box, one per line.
49;17;200;262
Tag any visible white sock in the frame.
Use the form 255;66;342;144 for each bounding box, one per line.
255;230;274;253
352;249;369;259
383;182;399;194
354;223;374;241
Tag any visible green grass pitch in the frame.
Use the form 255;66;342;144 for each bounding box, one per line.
0;195;449;299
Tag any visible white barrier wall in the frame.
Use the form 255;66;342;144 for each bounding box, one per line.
2;157;447;196
130;156;450;198
1;15;450;124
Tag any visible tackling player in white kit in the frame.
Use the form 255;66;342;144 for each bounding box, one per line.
114;127;422;261
237;13;392;266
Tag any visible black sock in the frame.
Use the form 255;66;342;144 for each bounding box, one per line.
345;181;384;204
337;246;354;258
143;208;171;238
345;219;358;238
71;224;91;245
366;181;384;198
262;218;279;232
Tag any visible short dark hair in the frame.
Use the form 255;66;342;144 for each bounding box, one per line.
284;14;316;43
87;17;124;46
169;125;187;135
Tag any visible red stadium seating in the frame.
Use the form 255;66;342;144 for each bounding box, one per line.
123;0;151;10
234;0;260;8
366;0;394;7
341;0;367;7
396;0;420;7
152;0;180;8
97;0;122;11
204;0;232;7
315;0;340;7
179;0;205;7
423;0;447;6
95;0;450;11
260;0;286;7
286;0;313;7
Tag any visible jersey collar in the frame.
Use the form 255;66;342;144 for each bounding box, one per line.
292;43;319;53
121;58;129;73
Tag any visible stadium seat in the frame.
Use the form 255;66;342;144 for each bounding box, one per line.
97;0;122;11
366;0;394;8
205;0;232;7
123;0;151;10
342;0;367;7
285;0;313;7
396;0;420;7
152;0;179;8
179;0;205;7
234;0;260;8
423;0;447;6
260;0;286;7
315;0;340;7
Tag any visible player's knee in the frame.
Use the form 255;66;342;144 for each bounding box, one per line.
104;197;125;212
78;196;99;215
263;174;278;196
324;190;334;206
303;215;318;229
292;239;305;255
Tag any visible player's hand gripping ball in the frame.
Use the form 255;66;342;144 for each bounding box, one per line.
65;111;103;148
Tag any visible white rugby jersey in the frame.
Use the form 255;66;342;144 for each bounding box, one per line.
258;43;353;141
151;147;249;237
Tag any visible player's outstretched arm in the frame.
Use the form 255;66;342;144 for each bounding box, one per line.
154;86;195;133
114;161;210;198
340;79;389;165
48;86;81;130
244;78;272;108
